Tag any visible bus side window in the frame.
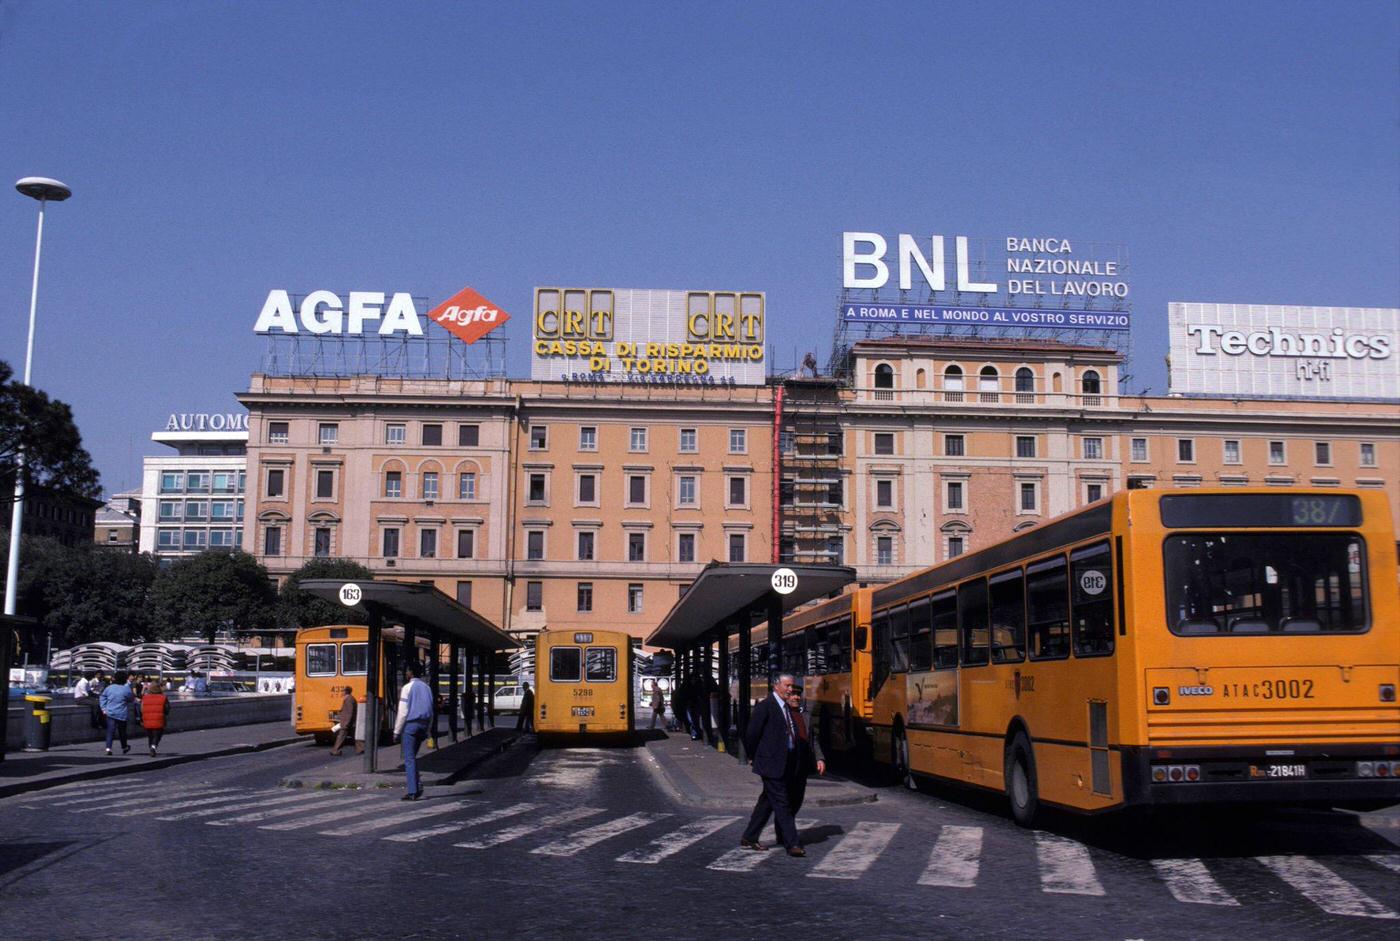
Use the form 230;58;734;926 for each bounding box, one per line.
784;632;805;677
869;611;891;698
931;591;958;669
550;646;582;682
341;643;369;675
1071;541;1115;657
306;643;337;677
958;578;990;666
908;597;933;672
1027;555;1071;660
890;604;911;673
835;621;852;674
585;647;617;681
990;569;1027;663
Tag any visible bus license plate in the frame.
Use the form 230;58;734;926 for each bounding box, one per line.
1256;763;1306;779
571;706;595;718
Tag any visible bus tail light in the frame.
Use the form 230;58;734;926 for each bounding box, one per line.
1153;687;1170;706
1169;765;1184;782
539;703;547;719
1378;763;1392;778
1152;766;1168;783
1153;764;1201;783
1184;765;1200;782
1381;684;1396;703
619;704;626;719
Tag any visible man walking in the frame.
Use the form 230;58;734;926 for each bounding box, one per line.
518;681;535;733
785;687;826;816
393;663;434;801
648;681;665;730
99;670;135;756
330;687;361;756
740;673;804;857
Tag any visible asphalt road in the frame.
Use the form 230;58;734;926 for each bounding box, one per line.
1;738;1397;941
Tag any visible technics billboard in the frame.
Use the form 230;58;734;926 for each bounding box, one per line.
1168;302;1399;401
531;288;766;385
841;233;1130;331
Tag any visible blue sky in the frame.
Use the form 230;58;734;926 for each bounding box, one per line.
1;1;1396;494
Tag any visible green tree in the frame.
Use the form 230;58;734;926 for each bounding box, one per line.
278;557;373;629
148;550;277;643
0;360;101;498
3;533;158;647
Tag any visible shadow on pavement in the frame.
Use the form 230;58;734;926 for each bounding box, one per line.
0;755;115;776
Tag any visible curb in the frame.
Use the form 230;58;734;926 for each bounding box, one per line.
280;732;521;791
0;736;310;801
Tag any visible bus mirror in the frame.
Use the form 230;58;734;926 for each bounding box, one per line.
855;627;869;650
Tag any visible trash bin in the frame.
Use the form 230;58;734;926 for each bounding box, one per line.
23;694;52;752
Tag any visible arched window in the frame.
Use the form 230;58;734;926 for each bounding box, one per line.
1082;370;1101;405
874;363;894;400
944;365;964;402
979;366;999;403
1015;367;1035;402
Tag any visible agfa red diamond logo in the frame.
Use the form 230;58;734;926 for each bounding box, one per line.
427;286;510;345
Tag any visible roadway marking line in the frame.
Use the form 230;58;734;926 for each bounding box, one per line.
455;807;605;849
30;780;151;803
918;825;983;888
318;800;481;837
259;798;393;831
617;815;741;864
1152;858;1240;906
40;782;182;807
383;802;540;844
1256;855;1398;919
1035;833;1106;896
159;791;328;821
706;818;820;873
107;792;265;817
531;812;672;857
208;794;373;826
69;788;238;814
809;821;901;880
1365;854;1400;875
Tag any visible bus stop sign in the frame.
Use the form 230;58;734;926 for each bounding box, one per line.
338;583;363;607
770;568;799;595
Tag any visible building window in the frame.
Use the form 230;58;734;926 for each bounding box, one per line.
678;475;697;506
318;423;338;446
1086;482;1105;504
947;480;964;511
944;365;964;402
419;529;437;559
728;476;747;507
944;434;965;457
213;472;237;493
874;432;894;456
526;581;543;612
979;366;999;403
578;474;597;504
382;527;400;558
1315;441;1331;465
1223;440;1241;464
186;472;210;493
384;471;402;499
316;469;335;499
876;535;893;565
779;431;794;454
1015;367;1035;402
458;424;480;447
1360;442;1376;467
456;529;475;559
1269;440;1286;464
629;427;648;452
677;532;696;563
876;479;893;508
157;529;180;550
210;529;238;548
579;426;597;451
528;473;547;504
947;536;964;559
529;425;548;450
628;583;644;614
577;530;595;561
727;533;745;563
874;363;895;392
266;468;285;498
314;527;331;557
827;479;843;506
268;422;289;444
1177;439;1195;463
263;527;282;557
526;530;544;560
1081;370;1102;404
458;472;476;500
780;479;794;506
1130;437;1148;462
456;581;472;607
679;428;697;452
386;423;406;445
159;500;180;521
826;431;843;456
729;428;747;453
422;472;439;500
1020;482;1038;512
417;423;441;447
826;535;844;565
183;529;208;551
1082;437;1103;460
160;472;184;493
627;532;646;562
627;475;647;506
1015;436;1036;458
577;583;593;613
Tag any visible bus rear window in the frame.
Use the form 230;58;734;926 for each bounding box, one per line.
1164;533;1368;635
550;647;582;681
341;643;368;675
585;647;616;682
306;643;336;677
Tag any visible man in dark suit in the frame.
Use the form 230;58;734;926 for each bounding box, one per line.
740;673;805;857
785;687;826;815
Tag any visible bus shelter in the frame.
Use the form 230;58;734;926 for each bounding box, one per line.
298;580;519;773
645;563;855;761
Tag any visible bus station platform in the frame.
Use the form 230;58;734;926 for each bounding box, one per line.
280;726;520;793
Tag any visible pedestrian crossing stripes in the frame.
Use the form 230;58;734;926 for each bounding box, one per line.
15;782;1400;919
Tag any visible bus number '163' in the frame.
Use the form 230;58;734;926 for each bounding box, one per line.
1221;679;1315;700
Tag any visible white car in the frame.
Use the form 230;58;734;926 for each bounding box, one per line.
493;685;525;714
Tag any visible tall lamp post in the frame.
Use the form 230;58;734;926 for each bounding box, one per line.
4;177;72;619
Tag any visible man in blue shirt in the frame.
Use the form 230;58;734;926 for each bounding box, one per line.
393;661;434;801
99;670;135;756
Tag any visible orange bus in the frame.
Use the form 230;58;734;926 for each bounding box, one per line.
293;625;429;745
535;629;635;742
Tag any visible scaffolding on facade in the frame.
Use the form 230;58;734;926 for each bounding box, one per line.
777;374;847;568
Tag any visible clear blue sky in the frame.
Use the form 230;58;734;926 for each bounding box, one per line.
2;1;1397;495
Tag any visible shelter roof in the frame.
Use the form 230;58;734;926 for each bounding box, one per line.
646;563;856;649
298;579;518;651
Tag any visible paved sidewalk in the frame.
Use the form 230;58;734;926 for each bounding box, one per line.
0;721;307;799
642;730;876;810
281;726;520;793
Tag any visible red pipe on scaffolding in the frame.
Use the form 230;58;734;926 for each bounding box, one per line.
772;382;783;564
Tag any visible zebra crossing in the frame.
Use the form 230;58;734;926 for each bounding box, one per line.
16;777;1400;920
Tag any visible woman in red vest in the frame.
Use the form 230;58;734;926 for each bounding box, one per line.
141;679;171;756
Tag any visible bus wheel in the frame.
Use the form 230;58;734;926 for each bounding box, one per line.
893;726;916;790
1005;733;1039;828
313;732;334;746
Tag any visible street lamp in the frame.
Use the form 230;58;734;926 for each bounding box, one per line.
5;177;72;618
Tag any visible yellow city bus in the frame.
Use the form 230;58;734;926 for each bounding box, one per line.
293;625;429;745
854;488;1400;826
535;629;634;742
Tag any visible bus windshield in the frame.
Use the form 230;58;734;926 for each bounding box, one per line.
1164;532;1368;635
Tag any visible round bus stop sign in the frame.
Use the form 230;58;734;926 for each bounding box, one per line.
338;583;363;607
771;567;799;596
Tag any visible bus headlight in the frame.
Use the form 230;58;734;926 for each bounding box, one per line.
1381;684;1396;703
1153;687;1171;706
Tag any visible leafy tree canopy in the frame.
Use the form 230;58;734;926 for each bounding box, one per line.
278;557;374;629
147;550;277;643
8;534;158;647
0;360;101;498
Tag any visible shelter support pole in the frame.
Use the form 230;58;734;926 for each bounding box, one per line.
447;641;460;742
486;650;496;727
427;628;441;744
716;621;731;752
737;605;753;762
363;607;383;774
767;591;783;692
